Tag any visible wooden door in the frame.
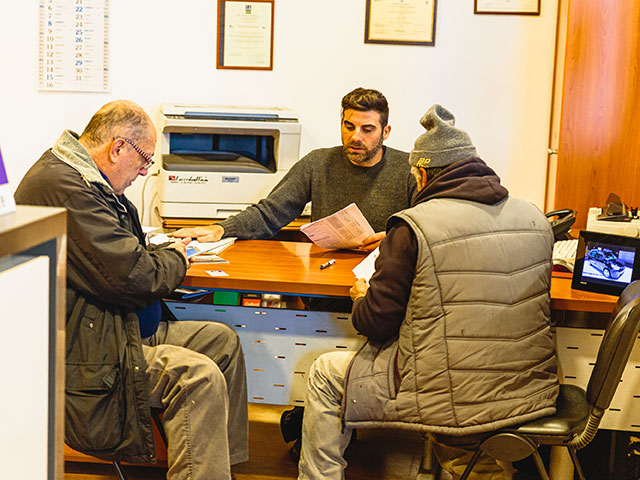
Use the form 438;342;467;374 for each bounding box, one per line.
549;1;640;229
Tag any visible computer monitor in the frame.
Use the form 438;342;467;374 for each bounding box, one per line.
572;230;640;296
0;147;16;215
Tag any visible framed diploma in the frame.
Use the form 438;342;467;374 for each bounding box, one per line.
474;0;540;15
217;0;274;70
365;0;437;46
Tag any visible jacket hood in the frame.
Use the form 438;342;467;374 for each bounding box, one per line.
413;157;508;206
52;130;113;192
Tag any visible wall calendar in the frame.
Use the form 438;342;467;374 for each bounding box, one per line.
38;0;110;92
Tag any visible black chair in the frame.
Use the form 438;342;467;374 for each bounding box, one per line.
111;408;167;480
451;280;640;480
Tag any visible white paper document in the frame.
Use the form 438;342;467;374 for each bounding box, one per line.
300;203;375;249
206;270;229;277
352;247;380;282
149;234;237;258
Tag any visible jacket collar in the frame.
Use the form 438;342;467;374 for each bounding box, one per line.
51;130;113;192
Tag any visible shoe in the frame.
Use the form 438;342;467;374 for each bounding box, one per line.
289;437;302;463
280;406;304;443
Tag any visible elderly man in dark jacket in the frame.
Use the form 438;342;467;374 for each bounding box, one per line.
297;105;558;480
15;100;248;480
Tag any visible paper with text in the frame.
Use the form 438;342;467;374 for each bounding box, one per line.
148;235;237;258
300;203;375;249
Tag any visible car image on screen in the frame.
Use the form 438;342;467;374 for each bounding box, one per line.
586;248;625;279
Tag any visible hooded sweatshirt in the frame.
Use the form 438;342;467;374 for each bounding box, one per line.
352;157;508;340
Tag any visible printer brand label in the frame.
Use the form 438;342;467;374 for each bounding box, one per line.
222;176;240;183
167;175;208;185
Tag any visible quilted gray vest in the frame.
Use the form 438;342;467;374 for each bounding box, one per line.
344;197;558;435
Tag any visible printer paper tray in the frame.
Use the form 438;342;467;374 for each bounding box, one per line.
163;154;273;173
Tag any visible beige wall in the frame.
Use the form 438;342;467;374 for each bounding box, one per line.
0;1;558;219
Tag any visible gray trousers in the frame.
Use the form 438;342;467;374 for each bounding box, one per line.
143;320;249;479
298;351;510;480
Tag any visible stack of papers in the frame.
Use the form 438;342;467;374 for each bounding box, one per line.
300;203;374;249
149;234;237;259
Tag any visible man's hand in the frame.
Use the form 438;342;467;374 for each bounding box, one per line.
169;224;225;243
167;237;191;264
350;278;369;301
356;232;386;252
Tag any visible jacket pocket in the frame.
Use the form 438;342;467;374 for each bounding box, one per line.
65;362;124;452
387;342;400;400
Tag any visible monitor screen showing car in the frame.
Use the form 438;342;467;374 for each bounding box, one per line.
572;230;640;296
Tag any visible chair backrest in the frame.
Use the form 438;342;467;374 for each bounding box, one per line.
586;280;640;411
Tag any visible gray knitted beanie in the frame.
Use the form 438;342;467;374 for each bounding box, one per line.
408;104;477;169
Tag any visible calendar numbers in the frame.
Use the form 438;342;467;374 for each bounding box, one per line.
38;0;109;92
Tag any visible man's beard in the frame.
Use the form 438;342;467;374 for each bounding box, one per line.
343;134;384;165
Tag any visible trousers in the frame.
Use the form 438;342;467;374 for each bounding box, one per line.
143;320;249;480
297;351;510;480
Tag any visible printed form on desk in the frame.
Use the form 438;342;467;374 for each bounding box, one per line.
300;203;374;249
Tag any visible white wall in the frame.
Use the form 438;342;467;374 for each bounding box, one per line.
0;1;558;224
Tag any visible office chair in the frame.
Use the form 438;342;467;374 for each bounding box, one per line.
448;280;640;480
111;408;167;480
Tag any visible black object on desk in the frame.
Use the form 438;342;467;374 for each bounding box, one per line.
572;230;640;296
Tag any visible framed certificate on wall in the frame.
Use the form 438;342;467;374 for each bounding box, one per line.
365;0;437;46
474;0;540;15
217;0;274;70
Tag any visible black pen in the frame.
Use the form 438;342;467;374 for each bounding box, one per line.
320;259;336;270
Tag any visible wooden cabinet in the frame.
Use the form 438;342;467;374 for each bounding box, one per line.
546;1;640;229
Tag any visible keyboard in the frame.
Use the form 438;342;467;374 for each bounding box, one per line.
553;239;578;272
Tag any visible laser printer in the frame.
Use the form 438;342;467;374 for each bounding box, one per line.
157;104;301;219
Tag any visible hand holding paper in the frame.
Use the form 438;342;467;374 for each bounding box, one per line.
300;203;375;249
149;234;237;259
352;247;380;282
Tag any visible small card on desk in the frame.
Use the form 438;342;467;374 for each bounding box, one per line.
206;270;229;277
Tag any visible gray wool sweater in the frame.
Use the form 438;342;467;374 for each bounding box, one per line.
219;146;416;238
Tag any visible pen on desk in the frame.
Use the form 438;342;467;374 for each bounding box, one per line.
320;259;336;270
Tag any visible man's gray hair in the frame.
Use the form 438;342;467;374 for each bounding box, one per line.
80;100;153;147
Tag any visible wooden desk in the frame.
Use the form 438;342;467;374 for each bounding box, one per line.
162;217;311;230
182;240;368;297
183;243;621;308
550;272;618;313
168;241;369;406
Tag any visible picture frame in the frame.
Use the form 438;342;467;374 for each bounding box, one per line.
217;0;274;70
474;0;540;15
365;0;437;46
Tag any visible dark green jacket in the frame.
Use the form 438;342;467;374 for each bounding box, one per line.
15;131;187;463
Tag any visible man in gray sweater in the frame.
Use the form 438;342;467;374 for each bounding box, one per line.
171;88;416;249
297;105;557;480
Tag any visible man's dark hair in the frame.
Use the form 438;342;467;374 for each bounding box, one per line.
341;88;389;128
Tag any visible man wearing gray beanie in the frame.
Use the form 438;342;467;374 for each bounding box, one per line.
297;104;558;480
